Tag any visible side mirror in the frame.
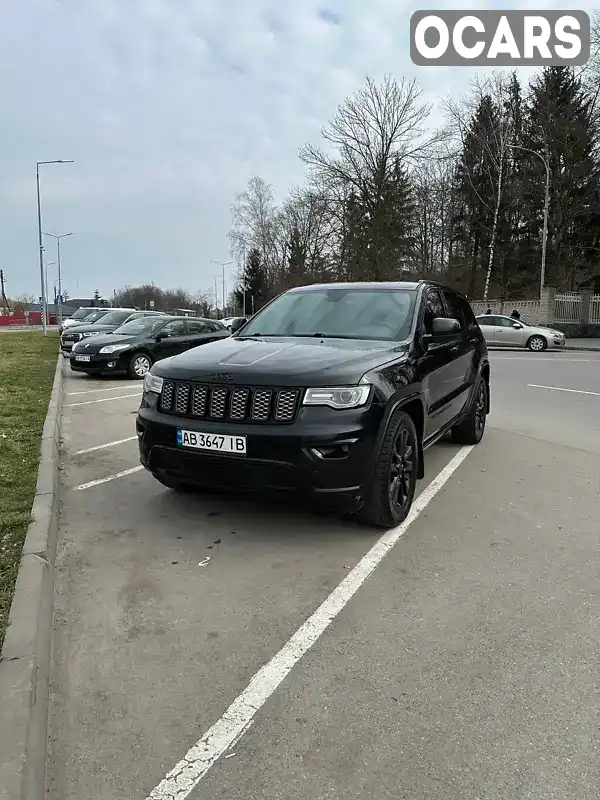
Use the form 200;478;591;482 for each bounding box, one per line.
512;323;522;329
431;317;461;335
422;317;460;349
230;317;247;333
156;331;168;341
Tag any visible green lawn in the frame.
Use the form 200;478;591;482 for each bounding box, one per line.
0;332;59;650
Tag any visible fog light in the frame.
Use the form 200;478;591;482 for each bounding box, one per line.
107;361;116;368
310;441;356;459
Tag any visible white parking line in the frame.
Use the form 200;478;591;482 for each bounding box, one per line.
527;384;600;396
145;444;474;800
68;385;141;396
67;393;140;408
75;436;138;455
73;465;144;491
492;357;593;362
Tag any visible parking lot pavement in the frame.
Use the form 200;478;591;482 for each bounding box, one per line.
47;356;600;800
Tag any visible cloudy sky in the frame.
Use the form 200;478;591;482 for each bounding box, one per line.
0;0;594;303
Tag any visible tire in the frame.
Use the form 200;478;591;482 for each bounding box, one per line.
152;472;197;493
127;351;153;379
527;335;547;352
451;376;488;445
357;409;419;529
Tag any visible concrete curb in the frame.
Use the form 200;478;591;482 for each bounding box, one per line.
564;345;600;352
0;354;63;800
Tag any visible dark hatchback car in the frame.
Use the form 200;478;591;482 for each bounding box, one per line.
137;282;490;528
59;308;147;353
70;315;230;379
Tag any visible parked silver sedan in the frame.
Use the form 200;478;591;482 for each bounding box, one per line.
475;314;566;351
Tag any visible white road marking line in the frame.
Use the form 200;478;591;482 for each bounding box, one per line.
145;444;474;800
491;356;593;361
527;383;600;397
75;436;137;455
68;384;141;396
67;393;140;407
73;465;144;491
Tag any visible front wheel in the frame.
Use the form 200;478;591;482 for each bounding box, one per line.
527;335;547;352
357;410;418;529
128;352;152;379
451;376;488;445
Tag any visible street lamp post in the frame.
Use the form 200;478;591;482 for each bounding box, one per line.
210;260;233;318
43;231;73;325
36;160;73;334
507;143;550;299
44;262;56;318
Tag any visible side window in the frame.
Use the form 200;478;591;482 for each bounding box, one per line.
160;320;186;337
187;320;210;334
455;296;477;327
423;290;445;335
496;317;513;328
477;316;496;327
442;291;466;330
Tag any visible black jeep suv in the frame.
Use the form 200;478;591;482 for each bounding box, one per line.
137;281;489;528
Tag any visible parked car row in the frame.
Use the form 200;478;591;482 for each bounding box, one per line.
70;314;230;378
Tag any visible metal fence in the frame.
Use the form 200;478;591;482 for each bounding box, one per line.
470;293;600;326
470;299;542;324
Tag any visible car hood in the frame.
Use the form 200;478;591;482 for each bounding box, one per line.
153;336;408;386
72;332;142;352
63;323;119;335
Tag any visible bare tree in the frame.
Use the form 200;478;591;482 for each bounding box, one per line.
444;72;518;301
229;176;281;286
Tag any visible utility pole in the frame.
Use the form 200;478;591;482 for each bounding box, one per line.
210;260;233;318
0;269;10;314
36;160;73;334
507;142;550;300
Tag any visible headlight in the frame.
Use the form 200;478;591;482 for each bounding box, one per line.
98;343;131;354
143;372;164;394
302;385;371;410
81;331;100;337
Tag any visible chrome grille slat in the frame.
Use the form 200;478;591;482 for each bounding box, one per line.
274;390;298;422
160;380;174;411
251;389;272;421
229;388;249;420
192;386;208;417
174;383;190;415
159;382;299;424
209;387;228;418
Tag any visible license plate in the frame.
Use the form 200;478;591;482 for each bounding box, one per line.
176;429;246;454
75;355;91;362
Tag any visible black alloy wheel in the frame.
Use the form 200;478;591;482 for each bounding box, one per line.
389;426;414;512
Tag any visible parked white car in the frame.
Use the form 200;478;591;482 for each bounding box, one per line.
475;314;566;351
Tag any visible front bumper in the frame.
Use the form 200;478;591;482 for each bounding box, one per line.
69;351;129;374
136;391;383;508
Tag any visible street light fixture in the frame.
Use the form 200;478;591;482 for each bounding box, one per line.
43;231;73;325
37;160;73;334
210;260;233;318
507;143;550;301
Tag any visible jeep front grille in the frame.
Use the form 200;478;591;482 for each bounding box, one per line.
159;382;300;424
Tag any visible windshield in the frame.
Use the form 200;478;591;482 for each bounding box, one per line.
94;310;133;326
239;288;417;341
84;310;108;324
71;308;95;320
113;317;166;336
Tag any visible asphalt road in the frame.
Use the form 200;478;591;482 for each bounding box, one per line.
47;350;600;800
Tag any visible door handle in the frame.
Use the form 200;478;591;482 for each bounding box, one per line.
450;345;459;352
